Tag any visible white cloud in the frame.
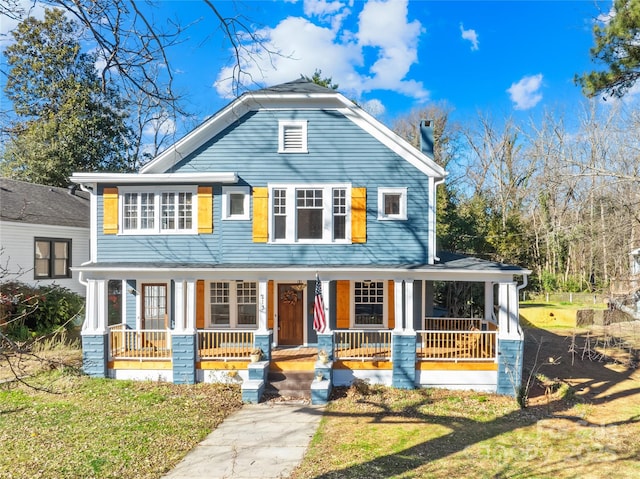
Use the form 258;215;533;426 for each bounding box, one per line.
214;0;428;104
459;23;479;51
0;0;46;46
143;113;176;137
507;74;544;110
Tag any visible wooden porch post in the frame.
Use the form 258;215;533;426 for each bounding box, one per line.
404;280;414;333
497;282;520;339
83;279;107;334
485;282;494;322
321;279;331;333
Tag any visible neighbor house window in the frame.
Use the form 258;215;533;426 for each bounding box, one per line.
222;187;250;220
34;238;71;279
278;120;308;153
120;187;196;234
269;184;350;243
378;187;407;220
354;281;385;326
208;281;257;328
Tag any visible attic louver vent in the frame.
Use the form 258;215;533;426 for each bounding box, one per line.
279;120;308;153
283;125;303;150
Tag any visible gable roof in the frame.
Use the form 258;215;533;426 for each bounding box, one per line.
140;80;447;179
0;178;89;228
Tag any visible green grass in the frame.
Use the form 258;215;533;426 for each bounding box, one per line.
291;386;640;479
0;371;242;479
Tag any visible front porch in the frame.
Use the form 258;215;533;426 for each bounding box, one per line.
91;318;513;403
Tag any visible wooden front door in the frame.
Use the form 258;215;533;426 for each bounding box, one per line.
278;284;304;345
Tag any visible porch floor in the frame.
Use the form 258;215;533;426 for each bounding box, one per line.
270;347;318;371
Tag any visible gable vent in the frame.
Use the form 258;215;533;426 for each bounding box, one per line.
283;125;304;150
279;120;308;153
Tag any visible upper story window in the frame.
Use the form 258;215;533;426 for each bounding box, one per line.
120;187;196;234
34;238;71;279
222;186;250;220
269;184;350;244
278;120;308;153
377;187;408;221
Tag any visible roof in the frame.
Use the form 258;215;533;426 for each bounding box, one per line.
0;178;90;228
138;79;446;179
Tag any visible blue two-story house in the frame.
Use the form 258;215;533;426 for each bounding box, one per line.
71;79;529;402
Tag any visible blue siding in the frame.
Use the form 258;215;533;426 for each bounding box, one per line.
392;333;417;389
172;334;197;384
82;334;108;377
496;339;523;396
95;109;430;265
125;280;136;328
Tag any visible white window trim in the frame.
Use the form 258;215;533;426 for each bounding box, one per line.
118;185;198;235
377;187;408;221
278;120;308;153
350;280;388;329
222;186;250;220
205;281;258;329
267;183;352;244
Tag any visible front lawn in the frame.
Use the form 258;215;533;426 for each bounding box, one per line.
0;372;241;479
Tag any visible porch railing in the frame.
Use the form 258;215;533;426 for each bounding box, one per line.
334;330;392;360
197;330;255;360
424;317;497;331
108;325;170;360
417;330;497;361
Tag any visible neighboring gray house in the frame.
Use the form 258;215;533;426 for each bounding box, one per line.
0;178;90;295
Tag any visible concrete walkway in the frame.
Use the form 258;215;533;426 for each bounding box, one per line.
162;402;325;479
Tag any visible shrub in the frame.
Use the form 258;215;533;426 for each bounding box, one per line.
0;281;84;340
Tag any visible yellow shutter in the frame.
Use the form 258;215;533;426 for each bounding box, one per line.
267;280;274;329
336;280;351;329
196;280;205;329
351;187;366;243
197;186;213;234
388;280;395;329
103;187;118;235
252;187;268;243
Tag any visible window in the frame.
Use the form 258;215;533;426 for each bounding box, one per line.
208;281;257;328
120;187;196;234
378;187;407;220
107;280;123;326
278;120;308;153
222;187;250;220
269;184;350;243
354;281;385;327
34;238;71;279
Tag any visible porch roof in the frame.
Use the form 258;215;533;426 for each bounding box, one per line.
73;252;530;279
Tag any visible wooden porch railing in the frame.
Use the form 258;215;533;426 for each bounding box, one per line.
334;330;392;360
198;330;255;360
417;330;497;361
109;325;170;359
424;317;498;331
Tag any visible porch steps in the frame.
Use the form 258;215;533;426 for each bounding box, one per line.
266;370;314;400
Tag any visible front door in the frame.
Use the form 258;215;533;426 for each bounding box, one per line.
278;284;304;345
141;283;168;330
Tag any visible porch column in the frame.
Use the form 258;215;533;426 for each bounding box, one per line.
485;282;494;322
404;280;414;333
393;279;404;331
172;279;197;385
496;281;523;396
257;279;268;333
81;279;108;378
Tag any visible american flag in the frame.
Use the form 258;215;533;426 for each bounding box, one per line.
313;275;327;333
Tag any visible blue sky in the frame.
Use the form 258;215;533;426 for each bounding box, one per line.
3;0;631;134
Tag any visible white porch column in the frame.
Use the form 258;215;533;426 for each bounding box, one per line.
321;279;331;333
404;280;414;333
257;280;268;332
498;282;520;339
82;279;107;334
173;280;196;333
393;279;404;331
485;282;494;322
